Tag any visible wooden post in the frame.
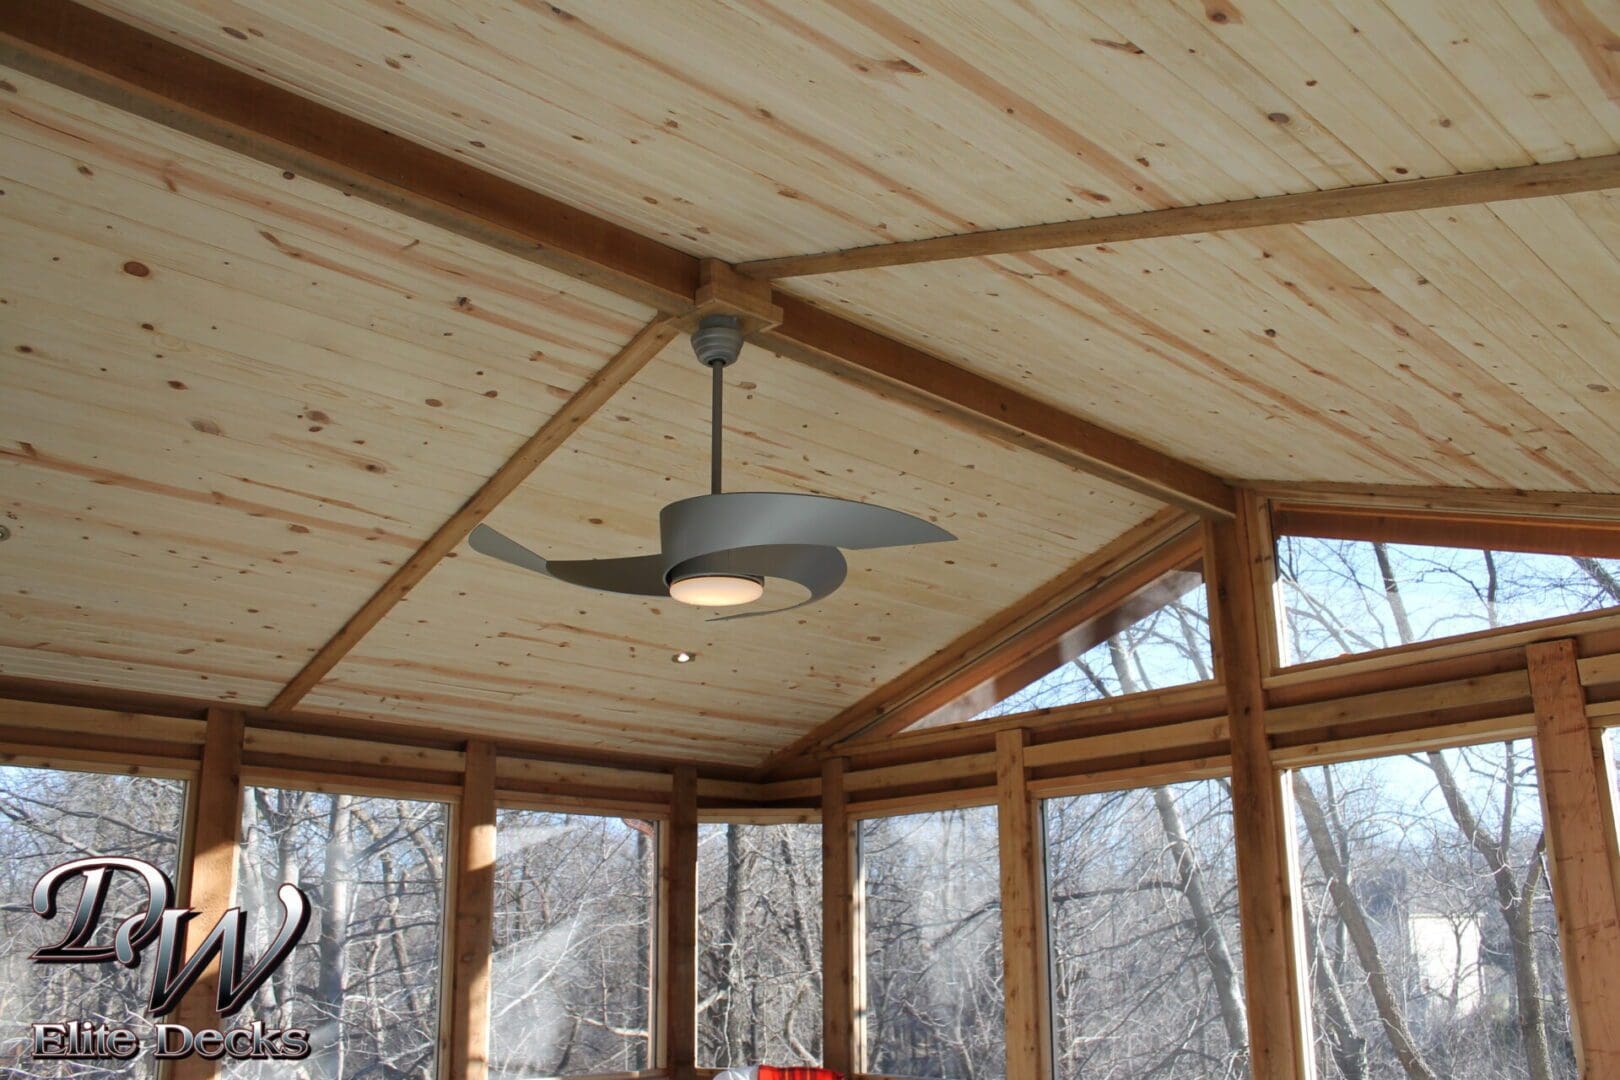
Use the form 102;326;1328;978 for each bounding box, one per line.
450;740;497;1080
1527;640;1620;1076
996;730;1049;1080
1207;503;1312;1080
822;757;860;1073
171;708;245;1080
664;765;699;1080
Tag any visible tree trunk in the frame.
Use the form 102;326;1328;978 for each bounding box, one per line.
1371;541;1417;644
1505;900;1557;1080
1150;785;1249;1057
1295;774;1438;1080
312;794;355;1080
710;823;749;1065
1424;751;1557;1080
1299;885;1370;1080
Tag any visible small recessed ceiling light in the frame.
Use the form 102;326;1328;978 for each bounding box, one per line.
672;651;695;664
0;524;9;541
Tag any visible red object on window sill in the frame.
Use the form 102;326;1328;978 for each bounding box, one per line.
758;1067;842;1080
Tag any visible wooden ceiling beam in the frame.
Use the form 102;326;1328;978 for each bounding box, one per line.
0;2;700;312
1271;505;1620;560
1243;481;1620;523
758;299;1234;517
740;155;1620;279
0;0;1234;522
757;508;1200;776
267;316;679;713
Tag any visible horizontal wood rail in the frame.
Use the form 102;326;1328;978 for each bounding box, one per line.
13;627;1609;816
739;154;1620;279
1244;482;1620;523
1272;504;1620;559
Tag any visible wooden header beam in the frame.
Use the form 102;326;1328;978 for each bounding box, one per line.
0;0;1234;527
760;510;1198;774
267;316;678;712
1242;482;1620;524
740;155;1620;279
757;300;1234;517
1272;504;1620;560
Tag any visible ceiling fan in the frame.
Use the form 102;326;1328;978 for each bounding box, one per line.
469;316;956;620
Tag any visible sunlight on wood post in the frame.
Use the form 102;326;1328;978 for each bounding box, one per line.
821;757;859;1073
1207;504;1313;1080
171;708;244;1080
665;765;699;1080
996;729;1049;1080
450;741;496;1080
1527;640;1620;1076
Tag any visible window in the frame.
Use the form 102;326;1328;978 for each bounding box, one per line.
698;822;823;1068
906;559;1210;732
1275;522;1620;665
0;765;187;1079
1608;730;1619;828
229;787;450;1080
861;807;1003;1080
490;810;656;1078
1292;742;1575;1079
1043;780;1247;1079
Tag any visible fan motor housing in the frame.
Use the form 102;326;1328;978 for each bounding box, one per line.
691;315;743;368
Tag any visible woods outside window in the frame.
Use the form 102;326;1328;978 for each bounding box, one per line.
1291;742;1575;1080
860;806;1004;1080
229;785;450;1080
697;822;823;1068
490;809;657;1079
0;764;187;1080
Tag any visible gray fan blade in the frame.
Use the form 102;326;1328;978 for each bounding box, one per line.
668;543;847;621
468;524;668;596
468;523;550;574
660;492;953;568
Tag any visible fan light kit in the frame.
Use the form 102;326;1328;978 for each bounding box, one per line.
470;315;956;619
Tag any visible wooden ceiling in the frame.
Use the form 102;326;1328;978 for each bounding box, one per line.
3;0;1620;767
300;339;1157;760
80;0;1620;257
0;68;655;706
788;194;1620;490
0;60;1158;764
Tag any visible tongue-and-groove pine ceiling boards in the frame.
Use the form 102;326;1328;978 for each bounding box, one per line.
3;0;1619;766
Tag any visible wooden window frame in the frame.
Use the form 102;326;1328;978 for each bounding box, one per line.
484;800;667;1080
869;528;1212;739
1266;500;1620;687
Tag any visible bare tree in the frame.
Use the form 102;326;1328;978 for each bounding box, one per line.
862;807;1005;1080
488;810;655;1079
1279;535;1606;1079
232;786;448;1080
697;823;822;1067
0;765;187;1079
